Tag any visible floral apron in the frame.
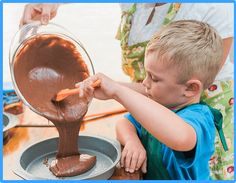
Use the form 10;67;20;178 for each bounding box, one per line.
117;3;234;180
202;80;234;180
116;3;181;82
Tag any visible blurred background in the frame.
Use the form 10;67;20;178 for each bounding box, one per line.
3;3;234;84
3;3;130;84
2;3;234;180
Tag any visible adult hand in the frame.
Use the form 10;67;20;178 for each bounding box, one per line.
20;3;60;27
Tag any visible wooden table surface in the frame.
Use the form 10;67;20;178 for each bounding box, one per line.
3;99;142;180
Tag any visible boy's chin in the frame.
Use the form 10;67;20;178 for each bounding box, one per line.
153;99;174;109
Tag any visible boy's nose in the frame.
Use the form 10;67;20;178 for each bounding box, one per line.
142;77;151;90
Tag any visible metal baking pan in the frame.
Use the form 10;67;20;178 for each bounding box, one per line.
13;135;121;180
3;112;18;132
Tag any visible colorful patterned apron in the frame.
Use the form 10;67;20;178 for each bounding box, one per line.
117;4;234;180
116;3;181;82
202;80;234;180
141;102;228;180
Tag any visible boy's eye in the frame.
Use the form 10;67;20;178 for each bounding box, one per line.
150;74;158;82
146;72;158;82
151;77;159;82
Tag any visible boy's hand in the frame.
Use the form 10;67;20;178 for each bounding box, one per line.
121;139;147;173
20;4;60;27
75;73;120;100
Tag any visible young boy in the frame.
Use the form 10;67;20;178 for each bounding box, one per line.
76;20;224;180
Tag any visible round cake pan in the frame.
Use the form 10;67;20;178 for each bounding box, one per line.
3;112;18;132
14;135;121;180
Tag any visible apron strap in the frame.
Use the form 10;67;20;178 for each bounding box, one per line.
145;4;157;25
200;101;229;151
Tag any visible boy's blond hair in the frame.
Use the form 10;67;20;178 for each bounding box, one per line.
146;20;223;89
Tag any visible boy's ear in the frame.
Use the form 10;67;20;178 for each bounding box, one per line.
184;79;202;97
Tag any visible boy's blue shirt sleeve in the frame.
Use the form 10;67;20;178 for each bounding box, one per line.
124;113;142;137
161;104;216;179
172;105;215;168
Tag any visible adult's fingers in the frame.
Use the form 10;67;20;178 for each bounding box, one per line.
50;10;57;19
20;4;34;27
19;18;39;28
19;18;24;28
19;4;43;28
41;4;52;25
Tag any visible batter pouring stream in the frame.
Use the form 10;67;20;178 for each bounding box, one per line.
13;35;96;177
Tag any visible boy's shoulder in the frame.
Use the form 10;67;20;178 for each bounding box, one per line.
176;103;212;116
175;103;215;129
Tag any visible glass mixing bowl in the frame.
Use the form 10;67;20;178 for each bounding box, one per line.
9;22;95;116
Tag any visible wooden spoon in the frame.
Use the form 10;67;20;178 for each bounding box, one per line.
51;79;101;102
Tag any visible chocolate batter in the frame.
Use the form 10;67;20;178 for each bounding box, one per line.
13;35;96;177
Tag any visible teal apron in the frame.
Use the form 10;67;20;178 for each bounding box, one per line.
140;102;228;180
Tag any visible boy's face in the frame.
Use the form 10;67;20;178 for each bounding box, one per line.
143;52;187;109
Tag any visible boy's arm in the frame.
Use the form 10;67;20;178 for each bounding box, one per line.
76;73;197;152
118;82;147;96
116;117;140;146
113;84;196;152
116;117;147;173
